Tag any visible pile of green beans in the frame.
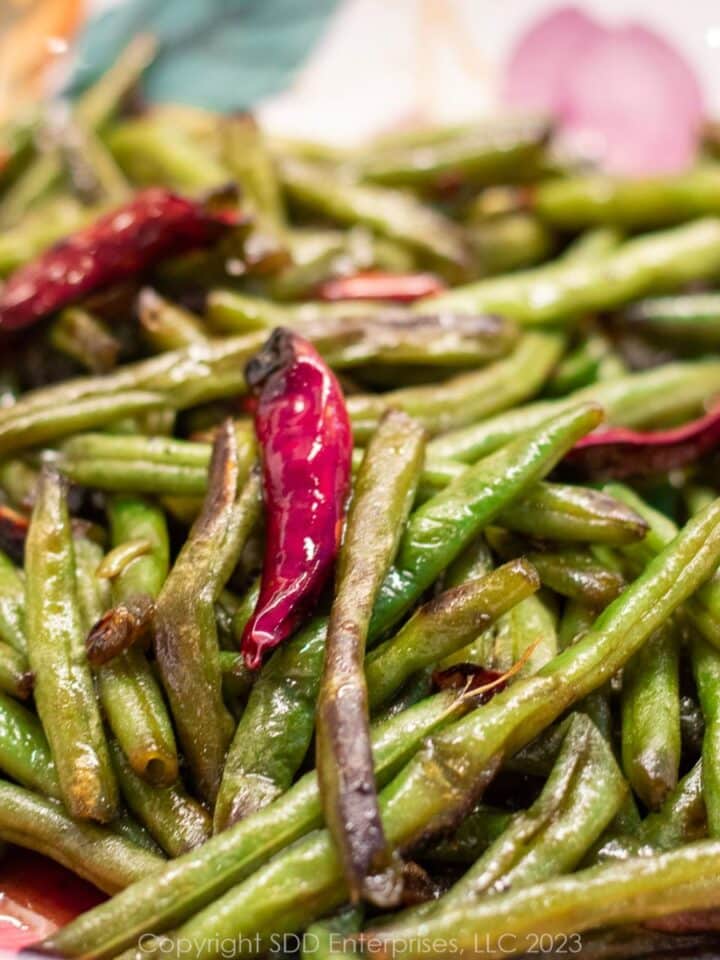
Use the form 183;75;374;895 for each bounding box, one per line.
3;38;720;960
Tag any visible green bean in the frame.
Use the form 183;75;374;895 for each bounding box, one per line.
74;34;157;132
279;158;470;275
74;520;176;787
205;290;364;333
0;641;31;700
207;292;521;369
640;762;708;852
58;112;131;205
0;196;90;276
355;117;550;188
400;713;628;927
560;226;624;262
271;229;415;301
423;218;720;323
74;535;111;630
98;649;179;786
624;292;720;346
112;807;163;856
49;307;121;374
0;106;39;191
542;926;720;960
347;332;564;440
0;691;59;797
491;593;558;677
110;497;170;599
222;115;286;230
316;411;425;905
443;535;494;587
606;484;720;658
545;332;626;396
429;359;720;462
487;531;626;607
0;457;37;509
109;741;211;858
365;840;720;959
621;622;681;810
157;500;720;954
154;425;261;800
0;35;156;226
63;424;254;467
231;578;261;644
59;437;649;545
218;650;254;700
686;484;718;517
368;403;602;639
214;617;327;831
691;636;720;837
467;213;555;276
215;551;518;835
97;538;152;581
44;691;471;958
494;482;647;545
422;804;511;865
138;288;208;352
88;494;170;666
0;779;162;895
0;549;26;653
107;119;230;192
0;689;158;857
302;907;363;960
534;168;720;229
24;468;117;821
367;561;540;711
216;404;598;806
0;321;504;457
558;599;595;650
0;389;169;458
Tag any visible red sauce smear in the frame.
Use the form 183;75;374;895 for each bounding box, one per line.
0;848;104;953
317;271;445;303
241;328;352;670
564;404;720;479
0;188;239;334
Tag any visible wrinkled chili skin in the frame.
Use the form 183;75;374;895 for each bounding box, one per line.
241;328;352;669
564;404;720;479
0;189;238;334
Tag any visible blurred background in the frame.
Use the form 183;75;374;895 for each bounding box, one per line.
2;0;720;145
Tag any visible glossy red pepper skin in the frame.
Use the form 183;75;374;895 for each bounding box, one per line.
564;404;720;479
0;189;238;334
241;328;353;670
317;270;446;303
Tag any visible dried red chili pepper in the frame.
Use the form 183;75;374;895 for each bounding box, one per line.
241;327;353;669
0;188;239;334
564;404;720;479
317;270;445;303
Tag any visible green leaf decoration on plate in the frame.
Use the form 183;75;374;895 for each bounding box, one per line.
68;0;340;112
